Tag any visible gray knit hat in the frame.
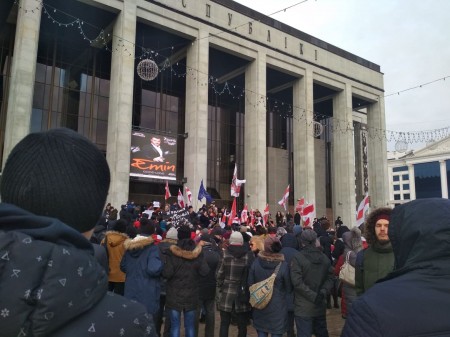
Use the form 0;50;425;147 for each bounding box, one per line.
165;227;178;240
301;229;317;246
0;128;110;233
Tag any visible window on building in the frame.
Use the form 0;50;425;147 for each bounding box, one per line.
394;194;401;200
393;185;400;191
414;161;442;198
393;176;400;182
402;174;409;180
403;184;410;190
404;193;410;199
393;166;408;172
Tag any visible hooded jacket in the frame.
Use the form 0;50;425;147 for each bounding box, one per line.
103;230;129;282
290;244;334;317
0;203;155;337
248;251;291;335
342;198;450;337
121;235;163;314
162;239;209;312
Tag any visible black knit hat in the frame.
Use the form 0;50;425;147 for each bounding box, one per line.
1;128;110;233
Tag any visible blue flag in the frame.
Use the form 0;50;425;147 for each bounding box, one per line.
198;179;213;203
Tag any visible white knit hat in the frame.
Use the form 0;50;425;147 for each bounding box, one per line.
229;231;243;245
166;227;178;240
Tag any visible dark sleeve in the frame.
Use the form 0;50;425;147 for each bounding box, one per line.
162;254;175;280
198;254;210;277
341;297;382;337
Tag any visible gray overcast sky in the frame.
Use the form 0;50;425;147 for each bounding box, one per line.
234;0;450;150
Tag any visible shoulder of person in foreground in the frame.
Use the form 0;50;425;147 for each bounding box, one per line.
341;296;382;337
52;292;157;337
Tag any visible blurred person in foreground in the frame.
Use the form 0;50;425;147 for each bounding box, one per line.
342;198;450;337
0;128;155;336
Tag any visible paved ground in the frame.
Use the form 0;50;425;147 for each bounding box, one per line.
194;306;345;337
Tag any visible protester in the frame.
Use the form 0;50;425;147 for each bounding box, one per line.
102;218;129;295
291;229;334;337
334;227;362;318
216;231;254;337
162;225;209;337
195;233;221;337
248;236;292;337
355;207;394;295
121;225;163;323
0;128;154;336
342;198;450;336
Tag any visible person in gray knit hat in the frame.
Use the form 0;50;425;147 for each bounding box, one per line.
0;128;156;337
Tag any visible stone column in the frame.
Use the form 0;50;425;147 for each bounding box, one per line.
332;83;356;226
407;164;416;200
2;0;42;167
440;160;448;198
244;52;267;211
293;69;315;205
367;97;389;208
106;0;137;208
184;30;209;210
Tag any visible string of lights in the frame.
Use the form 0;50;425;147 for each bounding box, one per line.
11;0;450;145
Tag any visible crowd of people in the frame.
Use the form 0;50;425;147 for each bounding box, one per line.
1;128;450;337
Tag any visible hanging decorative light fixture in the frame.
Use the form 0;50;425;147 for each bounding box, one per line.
313;121;323;137
137;58;159;81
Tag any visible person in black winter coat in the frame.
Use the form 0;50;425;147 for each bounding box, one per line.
0;128;155;337
195;233;221;337
162;225;209;337
342;198;450;337
280;232;300;337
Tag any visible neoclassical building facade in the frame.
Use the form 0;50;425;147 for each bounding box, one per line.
0;0;389;226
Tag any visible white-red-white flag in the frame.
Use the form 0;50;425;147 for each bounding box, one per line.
165;181;171;200
356;195;370;227
228;198;237;226
278;185;290;210
185;186;192;206
263;204;270;226
295;197;305;212
241;204;249;224
301;203;315;227
231;163;246;197
250;207;255;227
177;189;185;209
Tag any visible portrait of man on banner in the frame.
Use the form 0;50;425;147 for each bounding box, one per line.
129;131;177;180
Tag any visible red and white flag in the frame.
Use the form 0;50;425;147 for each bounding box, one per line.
250;207;255;227
278;185;290;210
231;163;246;197
241;204;249;224
295;197;305;212
263;203;270;226
301;203;315;227
185;186;192;206
356;195;370;227
177;189;185;209
165;181;171;200
228;198;237;226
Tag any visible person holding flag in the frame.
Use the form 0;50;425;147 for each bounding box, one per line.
165;181;171;201
177;189;185;209
185;186;193;207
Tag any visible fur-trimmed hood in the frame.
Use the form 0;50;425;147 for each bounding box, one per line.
104;230;129;247
258;250;285;262
169;244;202;260
123;235;154;251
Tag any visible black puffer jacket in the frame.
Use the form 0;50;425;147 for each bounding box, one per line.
342;198;450;337
0;203;155;337
162;239;209;311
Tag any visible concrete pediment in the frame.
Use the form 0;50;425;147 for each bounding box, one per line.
412;136;450;157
